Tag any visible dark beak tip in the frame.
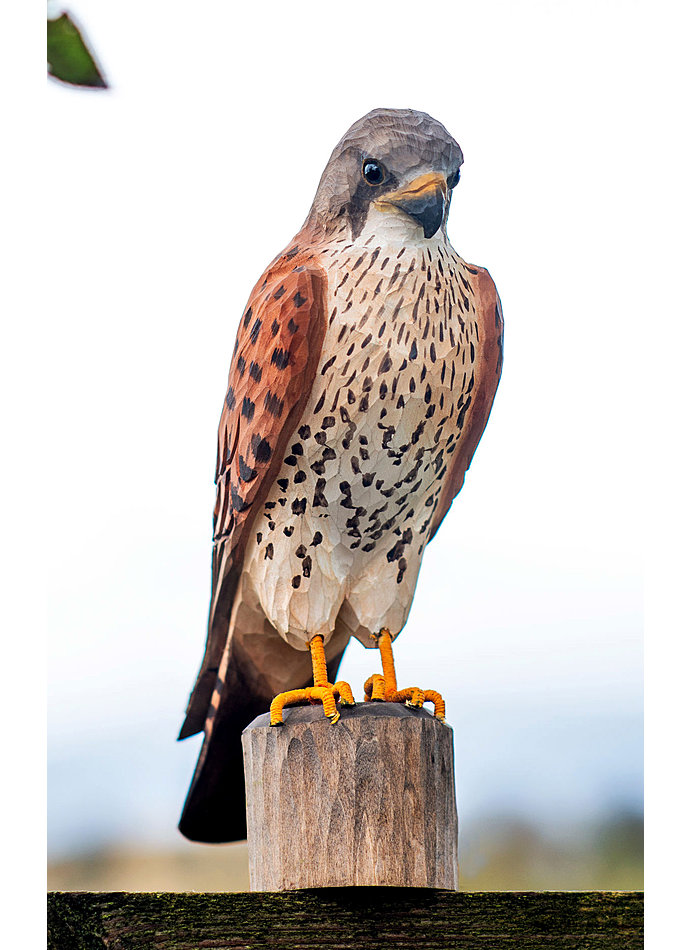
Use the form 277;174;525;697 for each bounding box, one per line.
398;192;446;240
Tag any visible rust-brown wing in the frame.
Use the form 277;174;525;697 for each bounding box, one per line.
429;265;503;541
179;252;327;739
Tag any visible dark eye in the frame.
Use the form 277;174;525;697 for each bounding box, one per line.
362;159;385;185
448;167;461;189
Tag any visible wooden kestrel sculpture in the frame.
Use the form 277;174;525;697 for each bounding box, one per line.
178;108;503;843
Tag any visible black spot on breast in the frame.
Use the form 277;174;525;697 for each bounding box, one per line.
225;386;236;411
379;353;392;374
271;319;280;337
249;361;262;383
314;431;327;445
284;525;294;537
313;478;328;507
311;531;323;546
314;392;326;413
321;355;336;375
295;544;307;558
237;355;246;377
302;555;312;578
322;416;335;429
287;318;298;334
293;291;307;308
424;384;432;404
292;575;301;589
292;497;307;515
277;478;289;491
273;285;286;299
294;470;306;483
386;539;406;562
322;446;337;461
284;455;297;466
298;425;311;440
264;543;273;560
243;307;253;328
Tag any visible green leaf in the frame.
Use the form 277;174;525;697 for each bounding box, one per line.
47;13;108;89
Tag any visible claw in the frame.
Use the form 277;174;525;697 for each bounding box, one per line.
269;636;355;726
363;629;447;720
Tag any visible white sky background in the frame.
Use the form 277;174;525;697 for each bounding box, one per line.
37;0;677;858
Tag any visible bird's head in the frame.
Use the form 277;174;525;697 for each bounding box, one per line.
306;108;463;245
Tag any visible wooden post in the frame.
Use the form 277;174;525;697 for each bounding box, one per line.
241;703;458;891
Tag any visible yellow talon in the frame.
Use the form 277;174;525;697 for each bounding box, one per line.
363;629;447;720
269;636;354;726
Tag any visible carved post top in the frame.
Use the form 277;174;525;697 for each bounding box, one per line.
243;701;453;733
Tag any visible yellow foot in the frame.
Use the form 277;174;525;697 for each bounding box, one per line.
269;636;355;726
363;630;446;721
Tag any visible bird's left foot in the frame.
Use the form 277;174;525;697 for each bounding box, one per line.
363;629;446;721
270;635;355;726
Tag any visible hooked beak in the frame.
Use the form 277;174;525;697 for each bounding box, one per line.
375;172;448;238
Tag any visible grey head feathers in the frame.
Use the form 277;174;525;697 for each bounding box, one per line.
306;108;464;240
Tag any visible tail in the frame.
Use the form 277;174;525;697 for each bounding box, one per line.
178;653;268;842
178;631;347;844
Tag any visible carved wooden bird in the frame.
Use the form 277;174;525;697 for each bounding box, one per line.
178;108;503;843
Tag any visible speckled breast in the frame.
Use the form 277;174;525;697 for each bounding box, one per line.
243;238;479;648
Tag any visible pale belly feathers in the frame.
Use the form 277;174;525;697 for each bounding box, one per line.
241;237;479;650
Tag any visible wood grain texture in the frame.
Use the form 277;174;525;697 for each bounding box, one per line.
242;704;458;891
47;890;643;950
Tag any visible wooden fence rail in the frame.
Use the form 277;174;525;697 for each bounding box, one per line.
48;889;642;949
